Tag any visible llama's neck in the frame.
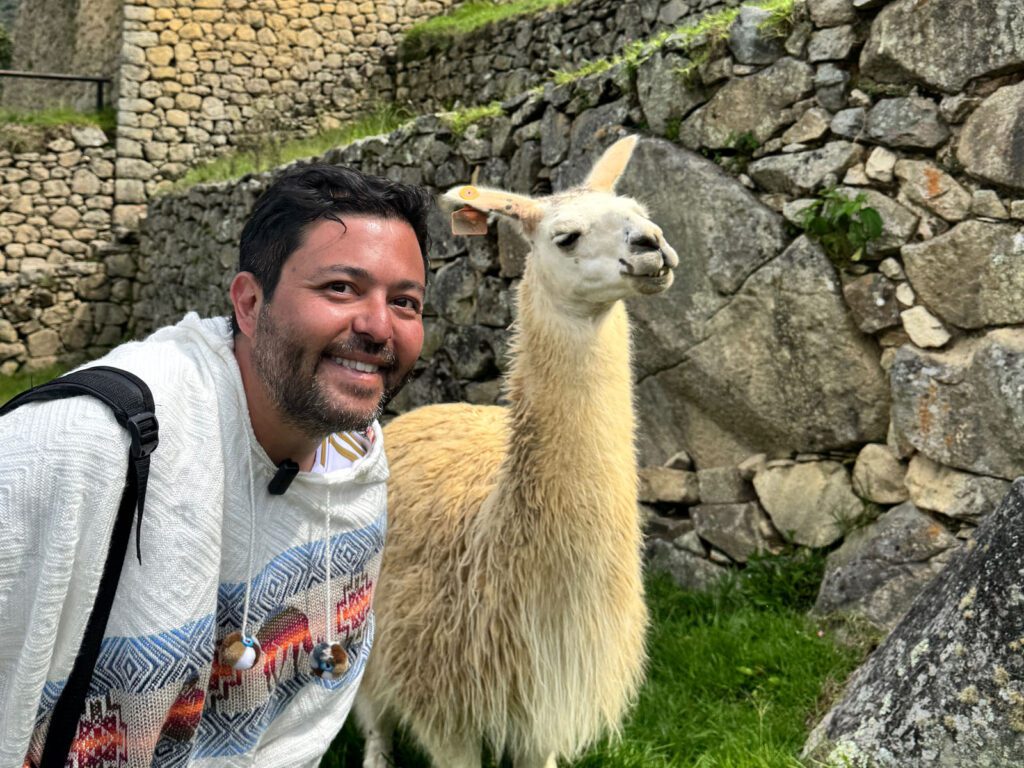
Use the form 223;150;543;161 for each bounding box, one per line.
497;267;638;523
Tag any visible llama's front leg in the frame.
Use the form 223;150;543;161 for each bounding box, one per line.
355;696;398;768
512;750;557;768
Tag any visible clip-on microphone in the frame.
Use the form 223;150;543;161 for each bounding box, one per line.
268;459;299;495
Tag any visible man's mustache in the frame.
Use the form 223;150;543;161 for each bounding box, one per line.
323;337;397;370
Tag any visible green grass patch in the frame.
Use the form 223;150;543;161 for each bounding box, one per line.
0;105;115;133
174;106;414;189
0;364;65;405
551;0;794;86
401;0;575;59
323;549;871;767
442;101;505;136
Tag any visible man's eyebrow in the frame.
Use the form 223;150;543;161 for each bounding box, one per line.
310;265;425;294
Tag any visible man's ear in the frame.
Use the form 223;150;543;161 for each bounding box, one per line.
230;272;262;338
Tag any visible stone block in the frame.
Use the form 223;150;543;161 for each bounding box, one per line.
638;467;700;505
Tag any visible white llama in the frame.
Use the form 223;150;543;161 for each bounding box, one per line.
356;135;679;768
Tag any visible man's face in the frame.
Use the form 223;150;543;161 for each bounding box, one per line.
249;215;425;437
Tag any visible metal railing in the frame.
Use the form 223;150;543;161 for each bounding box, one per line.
0;69;111;112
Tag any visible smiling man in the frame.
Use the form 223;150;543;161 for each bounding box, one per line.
0;165;431;767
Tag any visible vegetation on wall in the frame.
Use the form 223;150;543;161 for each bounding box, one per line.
800;189;884;271
399;0;576;60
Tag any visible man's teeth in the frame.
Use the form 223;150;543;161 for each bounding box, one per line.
331;357;379;373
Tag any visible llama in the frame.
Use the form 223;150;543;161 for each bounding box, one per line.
356;135;679;768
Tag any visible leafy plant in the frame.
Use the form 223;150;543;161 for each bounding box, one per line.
800;188;884;270
443;101;504;136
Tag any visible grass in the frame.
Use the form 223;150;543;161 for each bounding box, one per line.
443;101;505;136
0;105;116;133
400;0;575;58
173;105;415;189
0;364;65;405
551;0;795;86
322;549;873;767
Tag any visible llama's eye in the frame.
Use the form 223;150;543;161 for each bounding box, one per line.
553;231;581;249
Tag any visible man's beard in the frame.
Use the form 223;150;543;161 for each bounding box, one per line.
249;305;410;438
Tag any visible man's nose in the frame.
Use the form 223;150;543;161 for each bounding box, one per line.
351;293;393;342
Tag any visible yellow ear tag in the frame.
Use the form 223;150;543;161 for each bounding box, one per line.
451;206;488;236
459;186;480;201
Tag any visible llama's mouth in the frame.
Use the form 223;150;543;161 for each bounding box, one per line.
624;269;674;294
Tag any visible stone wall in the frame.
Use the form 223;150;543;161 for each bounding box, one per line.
0;124;131;373
112;0;457;223
388;0;729;113
136;0;1024;638
3;0;123;111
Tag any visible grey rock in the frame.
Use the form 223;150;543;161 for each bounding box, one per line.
957;81;1024;194
970;190;1008;219
754;460;866;548
812;502;958;630
803;482;1024;766
747;141;864;195
906;454;1010;522
539;107;571;166
894;159;971;222
647;539;727;592
865;97;949;149
727;6;786;66
939;93;982;125
618;138;788;380
679;57;815;149
808;0;857;27
443;325;500;380
782;106;831;144
692;502;780;562
639;467;700;504
814;63;850;111
70;126;108;148
860;0;1024;93
635;51;709;136
890;331;1024;480
807;25;858;62
635;236;889;468
852;443;908;504
475;277;512;328
829;107;865;139
842;272;900;333
697;466;757;504
497;219;529;278
902;220;1024;329
429;258;478;325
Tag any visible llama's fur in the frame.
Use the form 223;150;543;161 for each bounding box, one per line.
356;136;679;768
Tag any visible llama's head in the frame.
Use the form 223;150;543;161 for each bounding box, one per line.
443;136;678;313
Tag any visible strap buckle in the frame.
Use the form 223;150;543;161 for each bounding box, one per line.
127;411;160;459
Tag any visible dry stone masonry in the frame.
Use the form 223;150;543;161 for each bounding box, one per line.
3;5;1024;755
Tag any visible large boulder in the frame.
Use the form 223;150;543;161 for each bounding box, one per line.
860;0;1024;93
633;235;889;467
957;82;1024;194
813;502;960;631
890;330;1024;480
902;221;1024;329
679;57;815;149
804;480;1024;766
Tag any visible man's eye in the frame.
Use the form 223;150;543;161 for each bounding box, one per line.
329;283;355;294
393;297;422;313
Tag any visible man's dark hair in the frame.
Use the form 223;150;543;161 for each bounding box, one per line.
232;163;432;334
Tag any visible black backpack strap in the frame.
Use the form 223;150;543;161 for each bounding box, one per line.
0;365;159;768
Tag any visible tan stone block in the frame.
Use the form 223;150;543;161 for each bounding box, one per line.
152;67;177;80
165;109;190;127
179;22;203;39
193;9;224;22
147;45;175;66
27;329;61;357
175;92;202;110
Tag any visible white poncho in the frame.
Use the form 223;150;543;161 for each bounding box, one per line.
0;314;389;766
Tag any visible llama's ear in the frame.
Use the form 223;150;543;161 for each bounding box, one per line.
583;135;639;193
443;185;544;233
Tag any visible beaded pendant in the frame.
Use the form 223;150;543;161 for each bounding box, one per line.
311;641;349;680
221;631;261;671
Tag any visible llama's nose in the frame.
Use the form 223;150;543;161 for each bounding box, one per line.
623;233;676;276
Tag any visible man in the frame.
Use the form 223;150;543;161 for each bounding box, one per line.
0;164;431;766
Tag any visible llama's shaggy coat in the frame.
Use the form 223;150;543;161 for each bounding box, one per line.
357;136;676;768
